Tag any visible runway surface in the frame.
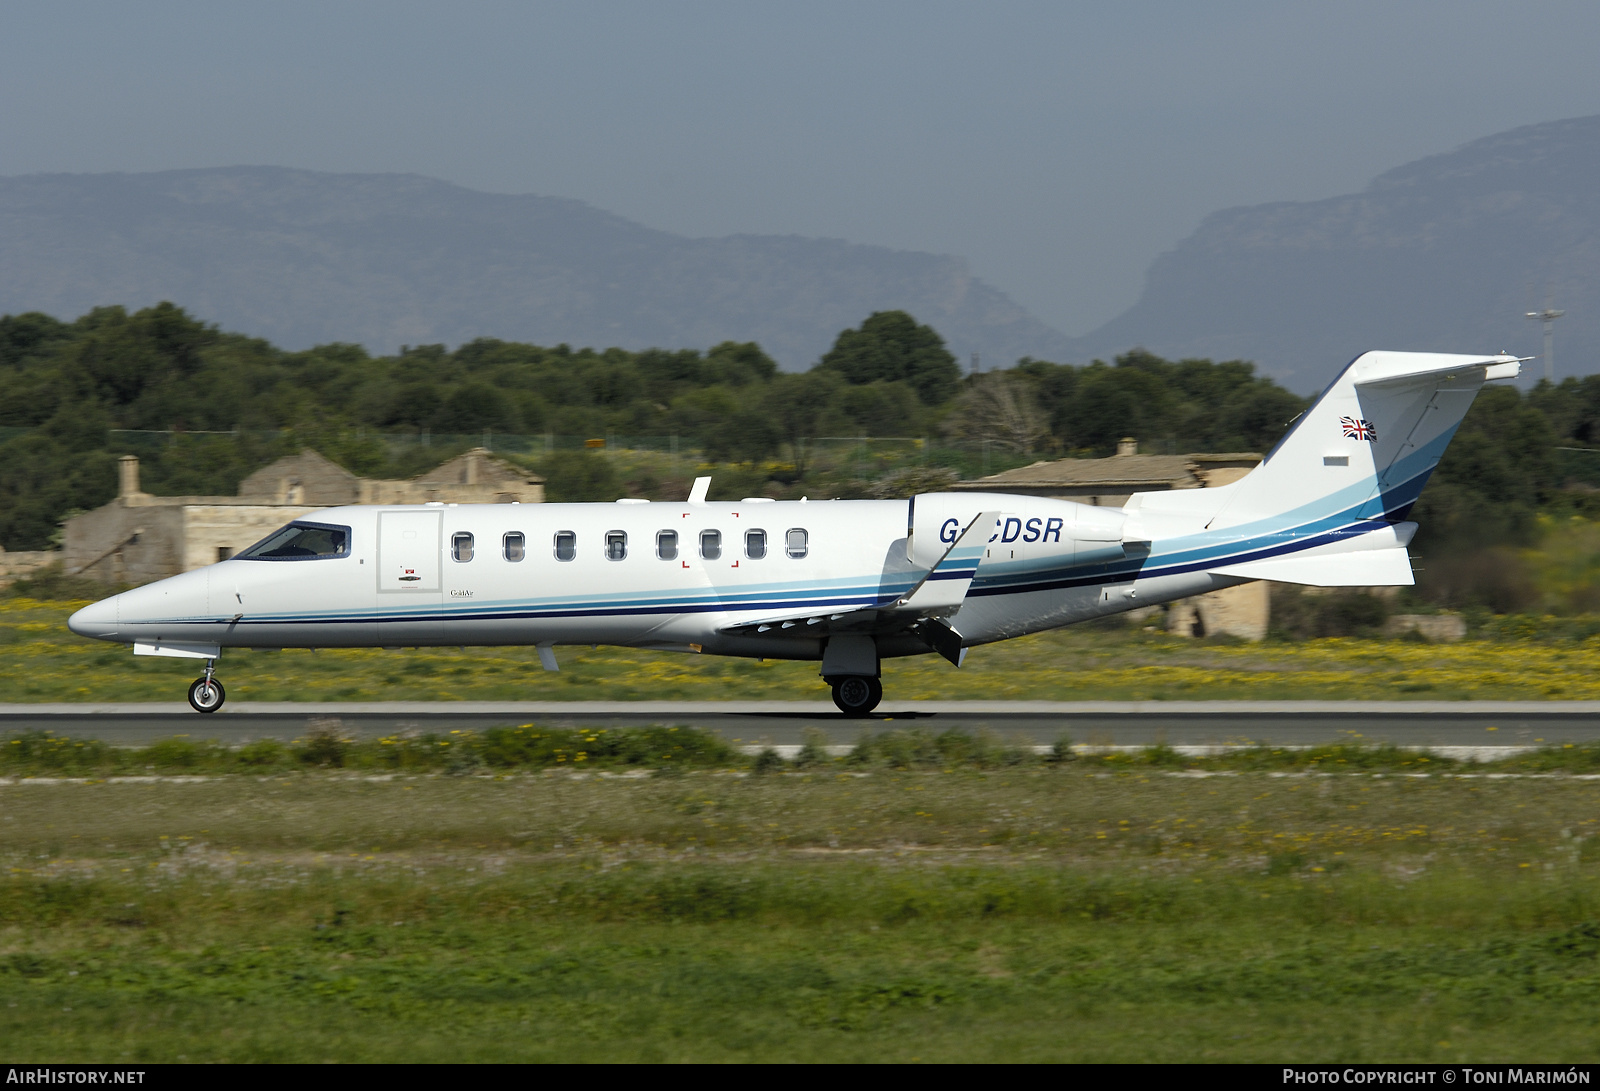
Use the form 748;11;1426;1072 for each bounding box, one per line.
2;701;1599;747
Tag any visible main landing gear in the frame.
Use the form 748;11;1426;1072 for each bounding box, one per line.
188;659;226;714
829;675;882;717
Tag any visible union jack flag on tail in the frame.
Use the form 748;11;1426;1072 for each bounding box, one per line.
1340;416;1376;441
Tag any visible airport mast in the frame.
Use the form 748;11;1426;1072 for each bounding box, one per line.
1526;305;1565;383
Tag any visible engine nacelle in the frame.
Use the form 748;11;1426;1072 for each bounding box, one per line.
907;491;1127;568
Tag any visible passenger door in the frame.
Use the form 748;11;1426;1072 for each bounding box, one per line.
377;510;443;643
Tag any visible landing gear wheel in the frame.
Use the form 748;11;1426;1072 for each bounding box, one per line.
830;675;882;717
188;677;226;714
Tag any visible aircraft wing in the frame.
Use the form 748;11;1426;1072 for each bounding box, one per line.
718;510;998;640
718;601;885;637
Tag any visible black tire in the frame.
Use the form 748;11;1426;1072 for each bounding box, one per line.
830;675;882;717
188;677;226;714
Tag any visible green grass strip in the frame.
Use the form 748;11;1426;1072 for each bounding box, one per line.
7;725;1600;775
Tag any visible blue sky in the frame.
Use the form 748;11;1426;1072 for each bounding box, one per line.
5;1;1600;336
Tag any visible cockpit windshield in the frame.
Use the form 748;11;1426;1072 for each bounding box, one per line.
237;521;351;560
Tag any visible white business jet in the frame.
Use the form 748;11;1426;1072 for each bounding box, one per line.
68;351;1520;716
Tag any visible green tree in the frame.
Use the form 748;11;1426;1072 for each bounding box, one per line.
1056;358;1175;452
0;311;71;370
673;387;778;463
820;380;922;437
1411;383;1558;555
703;341;778;386
435;381;517;433
1529;375;1600;447
1016;350;1310;456
536;450;623;503
816;311;960;406
765;371;841;479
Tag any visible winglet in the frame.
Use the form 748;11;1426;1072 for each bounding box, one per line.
892;509;998;616
688;477;711;504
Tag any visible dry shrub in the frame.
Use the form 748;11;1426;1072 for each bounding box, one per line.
1415;546;1537;613
1268;586;1391;639
299;718;349;767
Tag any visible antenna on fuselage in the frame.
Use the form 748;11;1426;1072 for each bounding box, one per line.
688;476;711;504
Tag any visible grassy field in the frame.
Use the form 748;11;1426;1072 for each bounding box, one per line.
2;738;1600;1062
8;596;1600;703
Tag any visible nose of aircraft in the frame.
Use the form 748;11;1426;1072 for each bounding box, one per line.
68;594;119;641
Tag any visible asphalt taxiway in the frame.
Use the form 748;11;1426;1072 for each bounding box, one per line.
1;701;1597;748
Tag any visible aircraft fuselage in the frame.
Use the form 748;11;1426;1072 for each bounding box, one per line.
67;494;1223;661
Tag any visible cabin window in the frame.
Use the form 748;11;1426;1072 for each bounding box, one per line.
503;532;526;561
238;521;351;561
700;529;722;560
785;528;808;559
554;531;576;561
605;530;628;561
451;532;475;562
745;529;767;560
657;530;679;560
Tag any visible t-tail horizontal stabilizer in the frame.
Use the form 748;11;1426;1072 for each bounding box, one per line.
1210;520;1419;586
1211;549;1414;586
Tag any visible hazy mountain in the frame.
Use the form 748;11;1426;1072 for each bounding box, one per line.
1070;115;1600;392
0;166;1073;370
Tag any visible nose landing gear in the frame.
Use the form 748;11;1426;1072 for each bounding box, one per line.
829;675;882;717
187;659;226;714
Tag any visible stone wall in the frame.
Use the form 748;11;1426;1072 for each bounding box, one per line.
237;450;361;505
1167;581;1271;641
1384;613;1467;642
239;448;547;505
0;549;61;587
405;448;545;503
66;500;328;582
63;449;541;585
179;505;327;571
63;500;187;585
354;479;543;505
